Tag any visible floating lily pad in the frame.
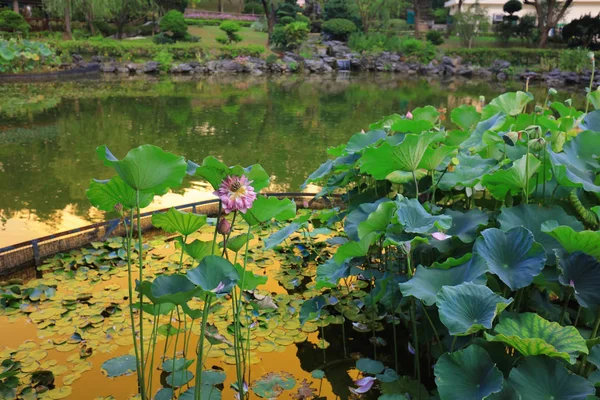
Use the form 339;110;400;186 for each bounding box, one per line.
101;355;137;378
251;372;296;398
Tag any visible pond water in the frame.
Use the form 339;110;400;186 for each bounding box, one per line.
0;74;544;247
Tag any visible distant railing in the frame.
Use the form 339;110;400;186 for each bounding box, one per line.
184;9;260;21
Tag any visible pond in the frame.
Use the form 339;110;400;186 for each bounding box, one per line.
0;74;564;247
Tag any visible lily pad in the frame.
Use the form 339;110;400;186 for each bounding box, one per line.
101;355;137;377
509;356;594;400
356;358;385;375
434;344;503;400
436;282;512;336
251;372;296;398
395;197;452;234
473;227;546;291
485;312;588;364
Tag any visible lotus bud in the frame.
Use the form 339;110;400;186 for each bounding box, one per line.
114;203;124;216
565;99;573;107
589;51;595;61
534;105;543;113
217;218;231;235
447;156;459;172
529;138;546;151
502;131;519;146
479;95;485;107
549;88;558;96
302;200;309;208
406;111;413;120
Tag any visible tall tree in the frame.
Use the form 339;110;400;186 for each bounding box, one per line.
259;0;276;40
105;0;151;39
523;0;573;47
43;0;74;39
13;0;19;13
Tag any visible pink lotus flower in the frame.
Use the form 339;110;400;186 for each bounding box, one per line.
349;376;376;395
406;111;413;120
214;175;257;214
432;232;451;241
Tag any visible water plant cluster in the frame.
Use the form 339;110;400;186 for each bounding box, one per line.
295;86;600;398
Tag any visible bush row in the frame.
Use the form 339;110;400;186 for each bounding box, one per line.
443;48;563;67
185;18;254;28
49;39;265;60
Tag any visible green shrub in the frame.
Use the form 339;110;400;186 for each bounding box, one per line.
0;10;29;35
401;38;436;62
444;47;562;67
280;16;295;25
283;21;309;49
266;53;278;64
322;18;357;40
311;19;323;33
160;10;187;39
251;18;268;32
426;30;444;45
296;14;311;25
153;32;176;44
348;32;403;53
385;18;409;32
219;21;242;44
559;48;592;72
154;49;174;72
94;20;117;37
323;0;355;22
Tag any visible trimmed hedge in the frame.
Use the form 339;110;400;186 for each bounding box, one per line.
185;19;253;28
444;48;562;67
48;39;265;60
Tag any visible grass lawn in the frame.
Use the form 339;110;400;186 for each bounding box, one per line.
188;25;268;48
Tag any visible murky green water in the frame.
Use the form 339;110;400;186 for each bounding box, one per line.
0;74;576;246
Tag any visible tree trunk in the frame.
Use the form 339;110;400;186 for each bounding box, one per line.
538;26;550;48
12;0;19;13
85;7;96;36
259;0;276;42
414;0;421;38
64;1;73;40
457;0;463;12
218;0;223;12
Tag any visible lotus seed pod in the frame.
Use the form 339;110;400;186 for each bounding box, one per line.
549;88;558;96
503;131;519;146
529;138;546;151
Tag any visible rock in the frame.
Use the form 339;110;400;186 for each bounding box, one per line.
491;60;511;72
458;66;473;77
91;55;103;63
496;72;508;81
441;56;455;67
100;64;116;73
178;63;193;73
143;61;160;73
72;54;83;64
117;67;129;74
126;63;138;73
562;71;579;84
220;60;244;72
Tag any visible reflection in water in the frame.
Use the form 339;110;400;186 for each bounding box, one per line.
0;74;581;246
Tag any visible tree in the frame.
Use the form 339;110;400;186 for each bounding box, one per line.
13;0;19;13
503;0;522;17
353;0;391;33
42;0;73;39
453;2;489;48
523;0;574;47
259;0;276;41
105;0;151;39
562;13;600;48
218;20;242;43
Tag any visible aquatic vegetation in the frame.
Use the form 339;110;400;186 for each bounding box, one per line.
300;86;600;399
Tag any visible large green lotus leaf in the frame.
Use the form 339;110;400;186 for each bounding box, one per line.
251;372;296;398
316;258;350;288
193;156;270;192
498;205;583;265
485;312;588;364
358;201;398;240
370;114;402;131
418;144;459;171
582;109;600;132
509;356;595;400
395;196;452;234
473;227;546;291
234;263;267;290
162;358;193;373
434;345;503;400
451;104;481;131
412;105;440;124
166;370;194;387
541;221;600;259
460;113;507;153
219;232;254;253
178;238;217;262
345;130;387;154
264;222;300;249
391;119;434;134
186;255;240;294
152;207;207;236
482;91;533;120
485;382;521;400
344;198;392;241
301;159;333;189
242;196;296;226
299;295;327;325
101;355;137;377
148;274;200;305
399;255;487;306
481;154;541;200
133;302;177;316
333;232;376;265
96;145;188;195
379;376;429;399
443;209;489;243
587;92;600;110
360;132;437;178
87;176;153;211
557;251;600;309
438;153;501;191
547;130;600;192
436;282;512;336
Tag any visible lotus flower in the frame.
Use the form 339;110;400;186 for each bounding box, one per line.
349;376;376;395
432;232;451;241
214;175;257;214
406;111;413;120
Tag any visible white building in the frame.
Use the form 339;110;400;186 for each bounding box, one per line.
444;0;600;24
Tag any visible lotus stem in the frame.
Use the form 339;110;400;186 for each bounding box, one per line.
450;336;457;353
222;210;238;259
146;314;159;397
211;201;222;253
321;325;327;363
559;292;572;325
586;56;596;114
124;208;144;398
136;193;147;400
412;170;419;199
171;307;182;400
195;294;212;400
575;305;583;327
409;297;421;399
422;304;444;354
341;316;348;359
